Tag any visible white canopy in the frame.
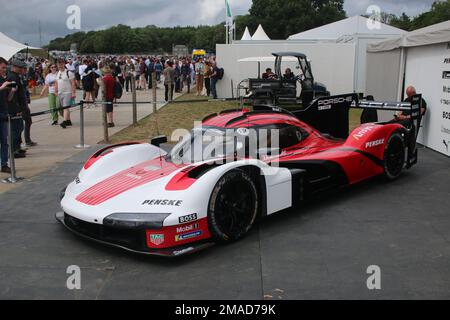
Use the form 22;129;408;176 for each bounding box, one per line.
238;56;298;62
241;27;252;41
252;24;271;41
288;16;406;41
0;32;40;60
368;20;450;52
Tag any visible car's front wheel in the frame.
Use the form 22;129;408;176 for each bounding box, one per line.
207;169;259;243
383;131;406;180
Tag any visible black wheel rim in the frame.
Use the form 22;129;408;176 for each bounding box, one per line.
386;137;404;176
215;180;256;238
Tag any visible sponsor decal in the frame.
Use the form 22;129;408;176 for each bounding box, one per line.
179;213;198;224
444;85;450;94
173;247;195;256
441;98;450;106
149;234;165;246
176;223;199;234
142;199;183;206
442;125;450;135
353;126;375;140
444;58;450;64
443;71;450;80
365;138;385;148
317;95;354;111
318;105;332;111
175;230;203;242
75;177;81;184
443;111;450;120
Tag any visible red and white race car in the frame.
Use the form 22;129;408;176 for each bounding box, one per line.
56;94;422;256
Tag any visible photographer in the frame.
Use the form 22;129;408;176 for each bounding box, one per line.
7;59;28;159
0;57;13;173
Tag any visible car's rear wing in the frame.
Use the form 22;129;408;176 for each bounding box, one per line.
291;93;423;140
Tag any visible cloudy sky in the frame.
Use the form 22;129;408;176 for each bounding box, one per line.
0;0;436;47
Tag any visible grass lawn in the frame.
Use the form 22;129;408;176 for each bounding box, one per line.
109;94;363;144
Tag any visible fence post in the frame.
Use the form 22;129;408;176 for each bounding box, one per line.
131;76;137;125
152;72;157;113
75;101;90;149
1;115;24;184
168;80;173;102
102;102;109;143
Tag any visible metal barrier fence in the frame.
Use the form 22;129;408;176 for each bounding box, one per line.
1;92;239;184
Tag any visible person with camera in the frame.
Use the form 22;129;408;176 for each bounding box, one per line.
0;57;15;173
7;59;28;159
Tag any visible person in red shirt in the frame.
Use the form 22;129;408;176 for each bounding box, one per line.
102;66;116;127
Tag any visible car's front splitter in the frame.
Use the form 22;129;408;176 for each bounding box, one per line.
55;212;215;257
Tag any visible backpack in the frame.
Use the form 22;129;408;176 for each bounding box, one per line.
217;67;224;80
113;81;123;99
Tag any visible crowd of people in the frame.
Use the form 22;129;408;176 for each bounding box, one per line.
0;53;223;174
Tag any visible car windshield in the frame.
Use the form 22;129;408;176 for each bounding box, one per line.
166;127;245;164
166;124;307;164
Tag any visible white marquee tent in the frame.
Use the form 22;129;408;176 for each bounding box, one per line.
251;24;271;41
365;20;450;156
288;16;406;93
241;27;252;41
0;32;39;60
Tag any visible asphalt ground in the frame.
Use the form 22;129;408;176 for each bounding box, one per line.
0;146;449;299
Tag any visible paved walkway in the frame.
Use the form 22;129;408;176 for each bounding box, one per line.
0;87;181;193
0;147;449;299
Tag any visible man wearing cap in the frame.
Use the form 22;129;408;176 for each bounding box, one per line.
55;58;76;129
0;57;14;172
7;59;28;158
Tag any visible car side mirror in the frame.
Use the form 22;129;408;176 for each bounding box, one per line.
150;135;167;147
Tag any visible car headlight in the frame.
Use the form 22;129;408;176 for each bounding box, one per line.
103;213;171;229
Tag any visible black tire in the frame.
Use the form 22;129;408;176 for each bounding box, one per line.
208;169;259;243
383;132;405;180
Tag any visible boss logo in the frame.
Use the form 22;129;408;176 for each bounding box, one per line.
179;213;198;224
443;111;450;120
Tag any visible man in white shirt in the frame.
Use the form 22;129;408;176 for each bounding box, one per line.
55;58;76;129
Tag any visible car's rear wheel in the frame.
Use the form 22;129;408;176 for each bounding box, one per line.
207;169;259;243
383;132;405;180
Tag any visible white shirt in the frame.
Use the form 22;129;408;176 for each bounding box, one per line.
56;70;75;94
78;64;88;79
45;73;57;94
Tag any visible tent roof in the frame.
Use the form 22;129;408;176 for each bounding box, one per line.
288;16;406;40
252;24;271;41
241;27;252;41
367;20;450;52
238;56;298;62
0;32;40;60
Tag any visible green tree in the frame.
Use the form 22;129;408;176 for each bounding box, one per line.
248;0;346;39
